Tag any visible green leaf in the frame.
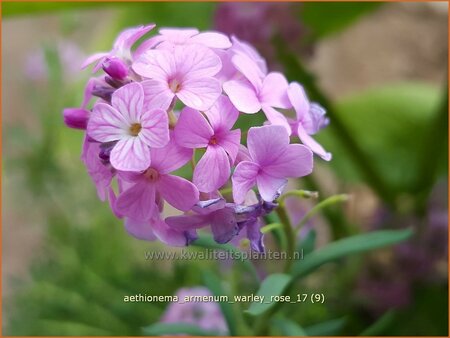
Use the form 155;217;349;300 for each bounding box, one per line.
291;228;413;278
245;273;291;316
202;271;237;336
272;317;307;336
297;230;317;256
142;322;222;336
301;3;383;38
2;2;103;16
303;317;347;336
360;310;396;336
192;235;259;282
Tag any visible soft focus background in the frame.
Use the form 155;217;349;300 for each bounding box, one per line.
2;2;448;336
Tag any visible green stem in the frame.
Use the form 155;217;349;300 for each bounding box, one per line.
294;194;349;235
275;205;295;273
278;189;319;204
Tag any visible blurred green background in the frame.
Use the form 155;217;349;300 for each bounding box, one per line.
2;2;448;336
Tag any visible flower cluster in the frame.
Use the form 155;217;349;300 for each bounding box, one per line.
63;24;331;251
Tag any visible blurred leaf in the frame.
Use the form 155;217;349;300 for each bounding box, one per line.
202;271;238;336
272;317;307;336
303;317;347;336
319;83;443;196
297;230;316;256
142;322;222;336
301;3;383;38
360;310;396;336
291;228;413;278
28;320;111;336
245;273;291;316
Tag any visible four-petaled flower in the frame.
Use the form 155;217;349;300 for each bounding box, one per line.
87;82;170;171
174;96;240;192
232;125;313;204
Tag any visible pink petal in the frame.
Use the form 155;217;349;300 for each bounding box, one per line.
210;208;239;244
218;129;241;164
177;77;222;111
111;82;144;122
204;95;239;132
165;214;208;230
115;182;156;221
160;28;199;41
114;24;155;52
232;161;260;204
81;139;112;201
261;105;292;135
223;79;261;114
259;72;291;109
81;52;108;70
158;174;199;211
150;137;193;174
194;146;230;193
247;125;289;166
141;79;174;110
124;218;157;241
132;49;175;81
134;36;164;60
265;143;314;178
231;53;263;91
287;82;310;121
190;32;232;49
174;107;213;148
152;217;190;247
231;35;267;75
110;137;151;171
175;44;222;80
88;103;128;143
256;172;287;202
139;108;170;148
297;125;332;161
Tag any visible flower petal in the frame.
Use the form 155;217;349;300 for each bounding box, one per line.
261;105;291;135
177;77;222;111
141;79;174;111
81;52;108;70
88;103;128;143
152;217;191;247
190;32;232;49
110;137;151;171
210;208;239;244
150;137;193;174
204;95;239;132
132;49;175;81
231;53;263;90
174;107;213;148
297;125;332;161
115;181;156;221
287;82;310;122
158;174;199;211
218;129;241;164
223;79;261;114
232;161;260;204
175;44;222;80
139;108;170;148
165;214;209;231
194;146;230;193
111;82;144;122
265;143;314;178
256;172;287;202
124;217;157;241
247;125;289;166
114;24;155;53
259;72;291;109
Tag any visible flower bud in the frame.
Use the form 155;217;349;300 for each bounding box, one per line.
102;57;128;80
63;108;89;129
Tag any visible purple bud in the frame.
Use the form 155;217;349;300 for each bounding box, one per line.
102;57;128;80
63;108;89;129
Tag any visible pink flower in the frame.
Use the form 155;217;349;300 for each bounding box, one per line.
232;125;313;204
174;96;240;192
287;82;332;161
135;27;231;57
223;53;291;132
132;44;222;111
114;138;199;222
82;24;155;71
87;82;170;172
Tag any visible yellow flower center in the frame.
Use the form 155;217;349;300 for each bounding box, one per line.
129;123;142;136
169;79;182;93
144;168;159;182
